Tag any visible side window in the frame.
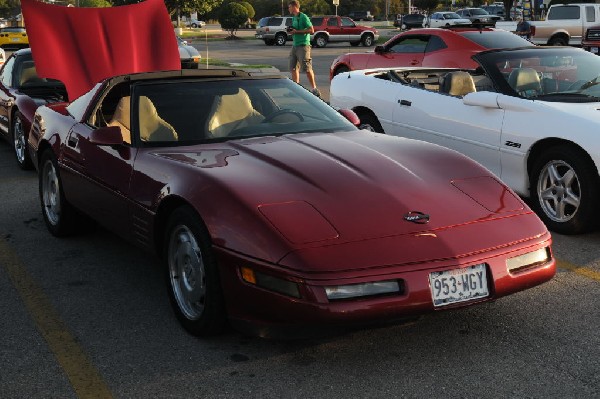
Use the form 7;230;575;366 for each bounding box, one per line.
389;37;429;53
548;6;580;20
341;17;355;27
285;18;292;27
327;18;338;27
271;17;283;26
1;55;15;87
311;17;323;26
425;36;448;52
586;6;595;22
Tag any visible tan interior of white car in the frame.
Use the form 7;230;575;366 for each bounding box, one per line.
440;71;477;97
508;67;542;97
206;88;264;138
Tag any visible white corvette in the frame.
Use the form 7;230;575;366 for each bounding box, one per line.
330;47;600;234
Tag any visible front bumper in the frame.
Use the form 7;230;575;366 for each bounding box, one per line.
216;231;555;336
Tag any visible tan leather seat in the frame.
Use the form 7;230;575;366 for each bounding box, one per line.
19;62;41;86
138;96;178;142
107;96;131;144
508;68;542;97
206;88;264;138
440;71;476;97
108;96;178;144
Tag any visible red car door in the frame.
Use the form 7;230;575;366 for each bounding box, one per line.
366;35;428;68
61;121;136;239
324;16;345;42
341;17;361;43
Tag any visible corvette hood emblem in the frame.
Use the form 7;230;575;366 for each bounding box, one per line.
404;211;430;224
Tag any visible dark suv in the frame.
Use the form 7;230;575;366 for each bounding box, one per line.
310;15;379;48
393;13;426;29
255;16;293;46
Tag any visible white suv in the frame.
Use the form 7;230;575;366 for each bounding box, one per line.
255;16;293;46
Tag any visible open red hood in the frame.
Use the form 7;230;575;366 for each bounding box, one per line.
21;0;180;101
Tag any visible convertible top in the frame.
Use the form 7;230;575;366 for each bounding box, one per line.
21;0;180;100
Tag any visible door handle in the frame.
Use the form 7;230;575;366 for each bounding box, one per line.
399;99;412;106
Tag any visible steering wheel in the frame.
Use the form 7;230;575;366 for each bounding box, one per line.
262;109;304;123
568;75;600;91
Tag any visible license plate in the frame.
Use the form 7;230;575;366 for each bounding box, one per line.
429;264;489;307
592;47;598;54
11;38;19;42
255;34;263;39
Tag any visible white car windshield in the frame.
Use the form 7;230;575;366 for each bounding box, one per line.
444;13;462;19
477;48;600;102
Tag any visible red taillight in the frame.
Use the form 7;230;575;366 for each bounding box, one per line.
266;27;269;32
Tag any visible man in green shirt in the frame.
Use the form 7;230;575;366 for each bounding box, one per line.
288;0;320;97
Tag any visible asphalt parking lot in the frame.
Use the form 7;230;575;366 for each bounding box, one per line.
1;33;600;398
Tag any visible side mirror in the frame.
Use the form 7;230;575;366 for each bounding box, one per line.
89;126;124;146
338;109;360;126
375;45;386;54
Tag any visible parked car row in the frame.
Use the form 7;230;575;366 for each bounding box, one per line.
255;15;378;47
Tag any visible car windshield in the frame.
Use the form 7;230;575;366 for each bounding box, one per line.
444;13;462;19
476;48;600;102
132;77;357;145
461;31;532;48
471;9;489;15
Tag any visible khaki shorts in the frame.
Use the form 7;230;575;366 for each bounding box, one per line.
289;45;313;72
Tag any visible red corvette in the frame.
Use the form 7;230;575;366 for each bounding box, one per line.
24;0;554;337
29;70;555;336
330;27;533;79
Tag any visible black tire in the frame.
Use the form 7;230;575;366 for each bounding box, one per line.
362;34;374;47
314;34;328;48
39;149;79;236
275;32;287;46
12;110;32;170
549;36;568;46
530;145;600;234
164;206;226;336
264;39;275;46
191;23;198;28
350;41;360;47
358;112;384;133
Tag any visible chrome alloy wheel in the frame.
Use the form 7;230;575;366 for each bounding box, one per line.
42;158;61;226
537;159;581;223
13;117;26;164
168;225;206;320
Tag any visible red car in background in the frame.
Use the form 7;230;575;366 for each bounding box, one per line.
330;27;533;78
310;15;379;48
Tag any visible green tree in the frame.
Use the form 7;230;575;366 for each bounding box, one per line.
79;0;112;7
413;0;439;15
301;0;331;16
0;0;20;19
164;0;224;26
239;1;255;19
219;2;249;37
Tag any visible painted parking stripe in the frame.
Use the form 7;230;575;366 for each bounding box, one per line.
0;239;113;399
557;259;600;282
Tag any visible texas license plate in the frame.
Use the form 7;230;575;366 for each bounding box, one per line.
429;264;489;307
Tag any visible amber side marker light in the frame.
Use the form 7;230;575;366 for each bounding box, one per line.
240;267;300;298
506;247;551;273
